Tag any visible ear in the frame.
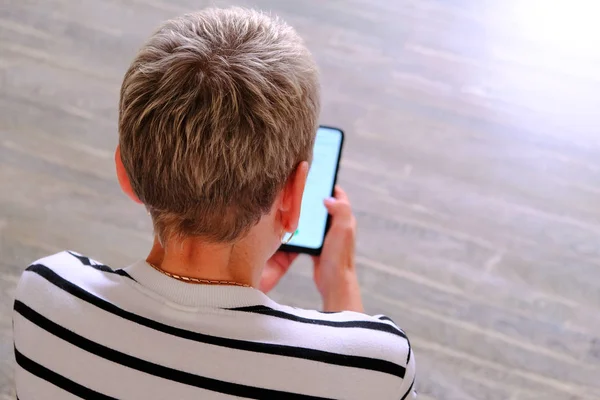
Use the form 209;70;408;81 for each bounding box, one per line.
115;145;143;204
279;161;309;233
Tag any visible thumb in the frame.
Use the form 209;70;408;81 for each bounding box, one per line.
324;197;339;214
324;196;351;218
324;196;337;207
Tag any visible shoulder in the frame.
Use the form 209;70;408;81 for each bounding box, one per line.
243;302;410;343
302;307;413;364
232;302;416;394
15;251;132;302
27;250;113;274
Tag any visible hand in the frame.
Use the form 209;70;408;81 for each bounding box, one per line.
312;186;364;313
260;251;299;293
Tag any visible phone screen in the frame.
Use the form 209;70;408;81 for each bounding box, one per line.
286;126;343;251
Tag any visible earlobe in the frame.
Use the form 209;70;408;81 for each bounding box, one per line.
115;145;143;204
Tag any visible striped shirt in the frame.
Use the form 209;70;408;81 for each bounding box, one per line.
13;251;416;399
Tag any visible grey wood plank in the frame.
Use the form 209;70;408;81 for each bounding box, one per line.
2;0;600;398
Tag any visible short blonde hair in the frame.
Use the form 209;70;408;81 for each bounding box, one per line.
119;8;320;243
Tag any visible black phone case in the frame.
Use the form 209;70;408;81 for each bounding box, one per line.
279;125;345;256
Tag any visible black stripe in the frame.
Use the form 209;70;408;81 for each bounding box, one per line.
66;251;135;281
377;315;395;323
14;346;117;399
400;377;415;400
114;269;136;281
14;301;332;400
66;252;135;281
25;264;406;379
67;251;102;269
230;305;408;339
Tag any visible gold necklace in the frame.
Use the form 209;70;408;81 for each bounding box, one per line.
146;262;250;288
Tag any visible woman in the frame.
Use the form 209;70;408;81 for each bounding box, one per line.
13;7;415;399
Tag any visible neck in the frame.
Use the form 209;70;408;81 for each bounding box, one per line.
146;234;265;288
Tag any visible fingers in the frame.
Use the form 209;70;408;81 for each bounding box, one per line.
260;252;299;293
324;186;352;220
272;251;299;271
333;185;349;203
259;268;279;293
284;252;300;265
324;199;352;220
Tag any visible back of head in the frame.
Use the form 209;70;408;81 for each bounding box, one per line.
118;8;320;243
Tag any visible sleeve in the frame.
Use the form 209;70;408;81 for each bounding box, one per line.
372;314;416;399
399;346;416;399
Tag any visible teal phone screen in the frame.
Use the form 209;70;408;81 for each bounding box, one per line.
287;127;343;250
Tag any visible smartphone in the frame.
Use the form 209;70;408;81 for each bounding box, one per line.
280;125;344;255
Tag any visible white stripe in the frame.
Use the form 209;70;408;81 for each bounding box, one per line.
401;348;417;398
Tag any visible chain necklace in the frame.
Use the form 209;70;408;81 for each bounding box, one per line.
147;262;251;288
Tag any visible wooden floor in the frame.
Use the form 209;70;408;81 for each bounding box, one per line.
2;0;600;399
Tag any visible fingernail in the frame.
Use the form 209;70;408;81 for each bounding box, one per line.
324;197;336;205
